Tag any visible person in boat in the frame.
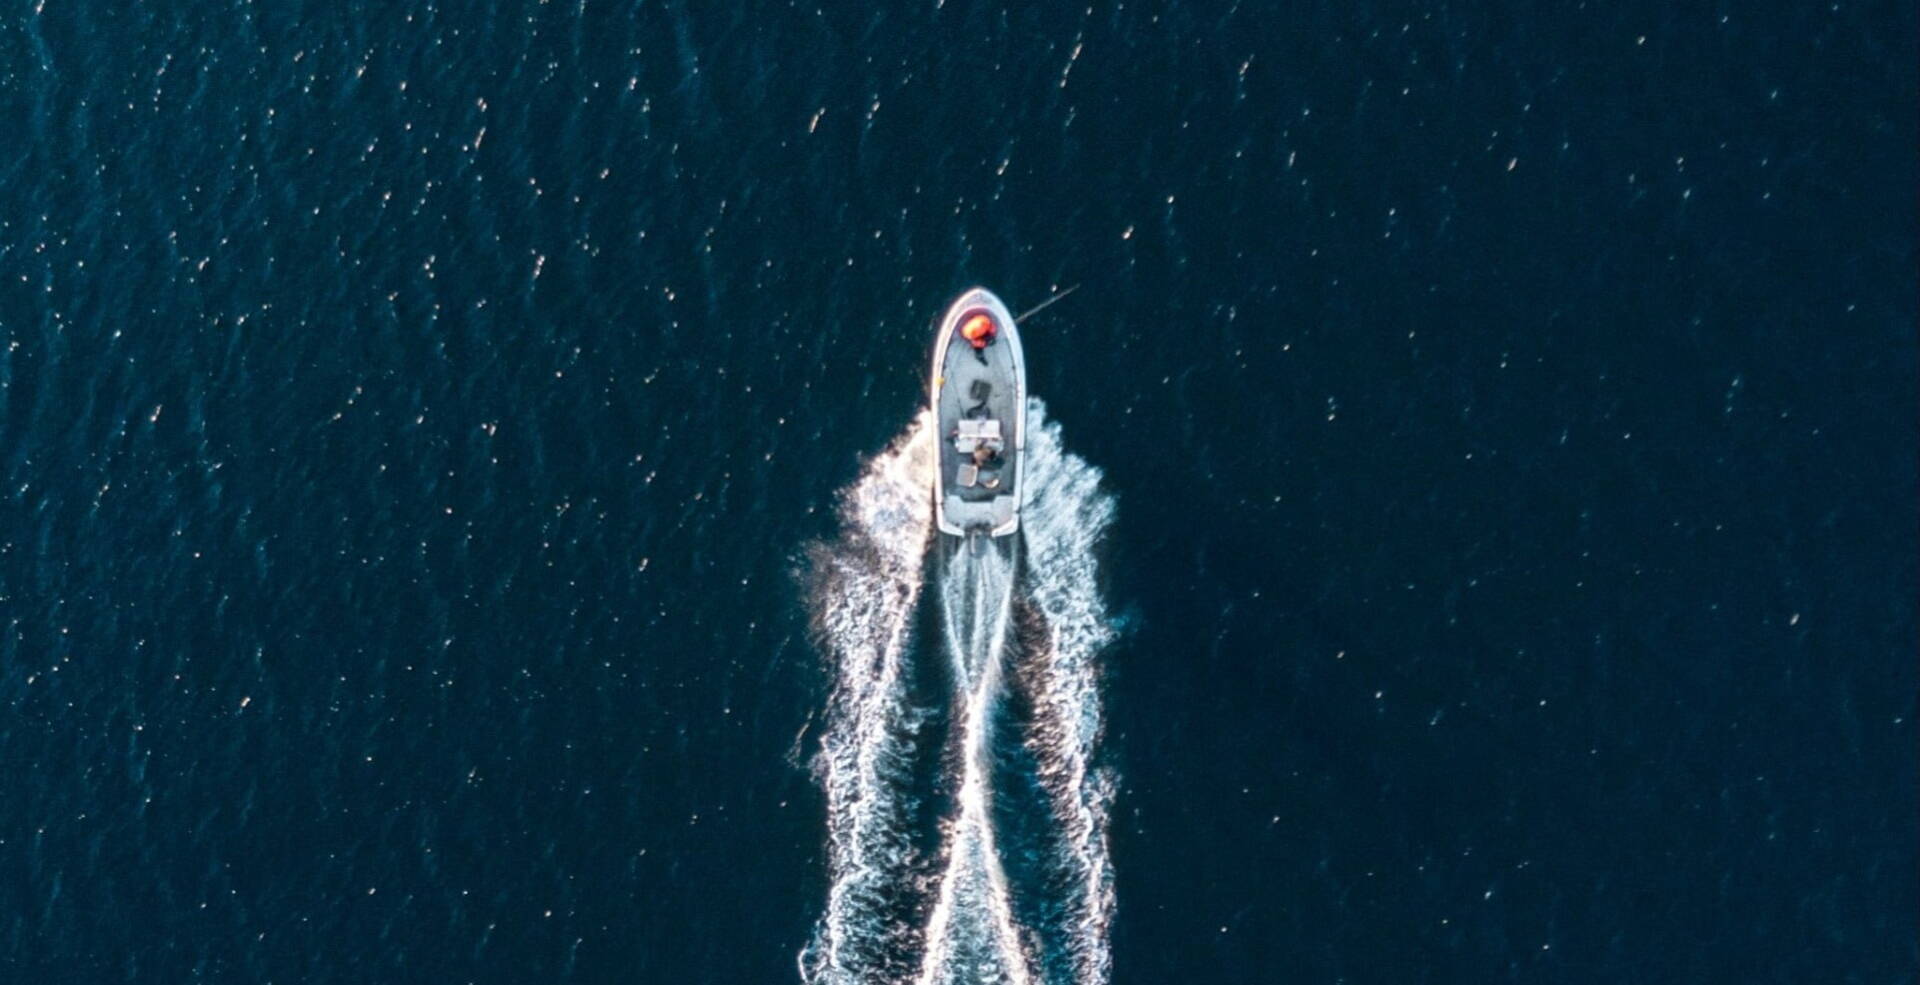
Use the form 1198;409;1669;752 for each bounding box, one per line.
972;443;1001;489
960;313;996;349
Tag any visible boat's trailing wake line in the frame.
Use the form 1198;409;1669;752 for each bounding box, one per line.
800;409;937;985
801;400;1116;985
1015;417;1118;985
916;543;1029;985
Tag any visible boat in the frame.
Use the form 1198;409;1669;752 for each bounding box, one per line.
930;287;1027;541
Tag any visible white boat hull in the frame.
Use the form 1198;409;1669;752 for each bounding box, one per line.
929;288;1026;538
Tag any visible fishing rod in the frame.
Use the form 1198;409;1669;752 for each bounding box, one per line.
1014;283;1080;324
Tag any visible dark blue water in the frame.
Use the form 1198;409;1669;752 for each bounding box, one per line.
2;1;1914;982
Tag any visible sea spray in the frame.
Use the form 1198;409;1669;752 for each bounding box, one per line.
804;399;1116;985
801;411;937;985
1016;404;1118;985
916;542;1033;985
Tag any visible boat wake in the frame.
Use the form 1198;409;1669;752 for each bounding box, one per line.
801;399;1117;985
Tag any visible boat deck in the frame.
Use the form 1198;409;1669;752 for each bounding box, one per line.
933;293;1024;536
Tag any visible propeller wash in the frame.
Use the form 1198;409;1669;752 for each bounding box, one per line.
800;399;1117;985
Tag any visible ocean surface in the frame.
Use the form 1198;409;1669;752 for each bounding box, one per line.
2;2;1915;982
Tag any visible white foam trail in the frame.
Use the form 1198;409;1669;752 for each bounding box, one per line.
916;545;1033;985
801;411;936;985
804;398;1116;985
1018;400;1118;985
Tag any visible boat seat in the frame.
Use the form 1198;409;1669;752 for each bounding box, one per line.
953;419;1003;454
956;463;980;487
